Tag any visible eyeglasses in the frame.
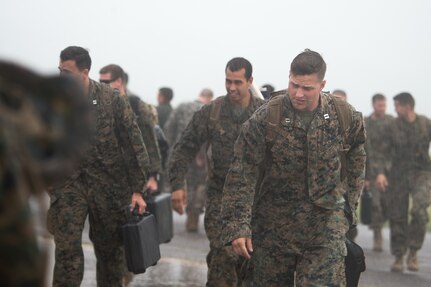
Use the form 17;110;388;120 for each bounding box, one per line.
99;79;114;84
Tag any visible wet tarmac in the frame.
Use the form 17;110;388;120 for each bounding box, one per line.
35;198;431;287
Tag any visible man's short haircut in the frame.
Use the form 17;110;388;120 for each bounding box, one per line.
290;49;326;81
225;57;253;80
159;87;174;102
99;64;126;82
60;46;92;71
393;92;415;108
332;89;347;98
372;93;386;103
200;88;214;98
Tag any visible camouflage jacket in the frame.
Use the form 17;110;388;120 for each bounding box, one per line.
51;80;149;198
164;100;203;148
168;95;265;191
373;114;431;174
364;114;394;179
128;94;162;175
222;93;366;243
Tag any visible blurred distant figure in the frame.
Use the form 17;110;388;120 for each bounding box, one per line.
374;92;431;273
157;87;174;130
260;83;275;100
364;93;394;252
332;89;347;101
0;60;91;287
164;88;214;232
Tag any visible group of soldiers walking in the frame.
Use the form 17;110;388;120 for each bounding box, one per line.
1;45;430;287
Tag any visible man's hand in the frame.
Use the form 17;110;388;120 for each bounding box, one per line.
145;176;158;194
376;174;388;192
172;189;186;215
130;192;147;214
232;237;253;259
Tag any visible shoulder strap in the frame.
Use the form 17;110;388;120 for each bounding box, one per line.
331;95;352;142
209;96;225;134
266;93;285;142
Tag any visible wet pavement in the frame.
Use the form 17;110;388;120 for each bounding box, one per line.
37;203;431;287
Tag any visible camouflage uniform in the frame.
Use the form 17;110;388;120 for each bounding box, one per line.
128;94;162;177
165;100;207;216
169;95;264;286
47;80;149;287
222;93;366;286
374;115;431;257
364;114;394;230
0;62;91;287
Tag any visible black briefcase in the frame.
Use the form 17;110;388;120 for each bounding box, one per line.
345;238;366;287
360;188;372;225
122;210;161;274
146;192;174;243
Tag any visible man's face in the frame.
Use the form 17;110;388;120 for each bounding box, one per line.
99;72;123;91
287;73;326;112
372;99;386;117
58;59;88;85
225;68;252;105
394;100;410;119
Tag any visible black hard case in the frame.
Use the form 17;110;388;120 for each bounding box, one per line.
122;212;161;274
146;193;174;243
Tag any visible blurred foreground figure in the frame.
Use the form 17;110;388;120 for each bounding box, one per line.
0;60;91;287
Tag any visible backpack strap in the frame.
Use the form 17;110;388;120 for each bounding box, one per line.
266;91;286;142
209;96;225;135
330;95;353;182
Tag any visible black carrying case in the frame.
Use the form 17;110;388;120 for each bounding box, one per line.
122;210;161;274
146;192;174;243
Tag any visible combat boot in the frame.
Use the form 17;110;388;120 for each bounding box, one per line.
372;228;383;252
390;256;404;273
407;250;419;272
186;212;199;232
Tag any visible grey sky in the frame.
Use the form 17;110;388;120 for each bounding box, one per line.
1;0;430;117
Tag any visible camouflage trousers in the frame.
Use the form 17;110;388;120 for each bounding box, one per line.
47;178;127;287
369;182;389;230
204;179;248;286
250;203;349;286
388;170;431;256
186;168;207;215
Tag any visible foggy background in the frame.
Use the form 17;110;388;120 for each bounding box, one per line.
1;0;430;117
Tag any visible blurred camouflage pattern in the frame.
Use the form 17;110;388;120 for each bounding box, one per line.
374;114;431;257
364;114;394;230
0;60;91;287
165;100;207;216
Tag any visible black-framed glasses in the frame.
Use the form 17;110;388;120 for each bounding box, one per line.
99;79;114;84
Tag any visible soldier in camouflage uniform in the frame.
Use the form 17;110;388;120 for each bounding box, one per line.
0;60;91;287
169;58;264;286
156;87;174;130
364;93;394;251
374;92;431;273
165;88;213;232
100;64;161;193
221;50;366;286
48;46;150;287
